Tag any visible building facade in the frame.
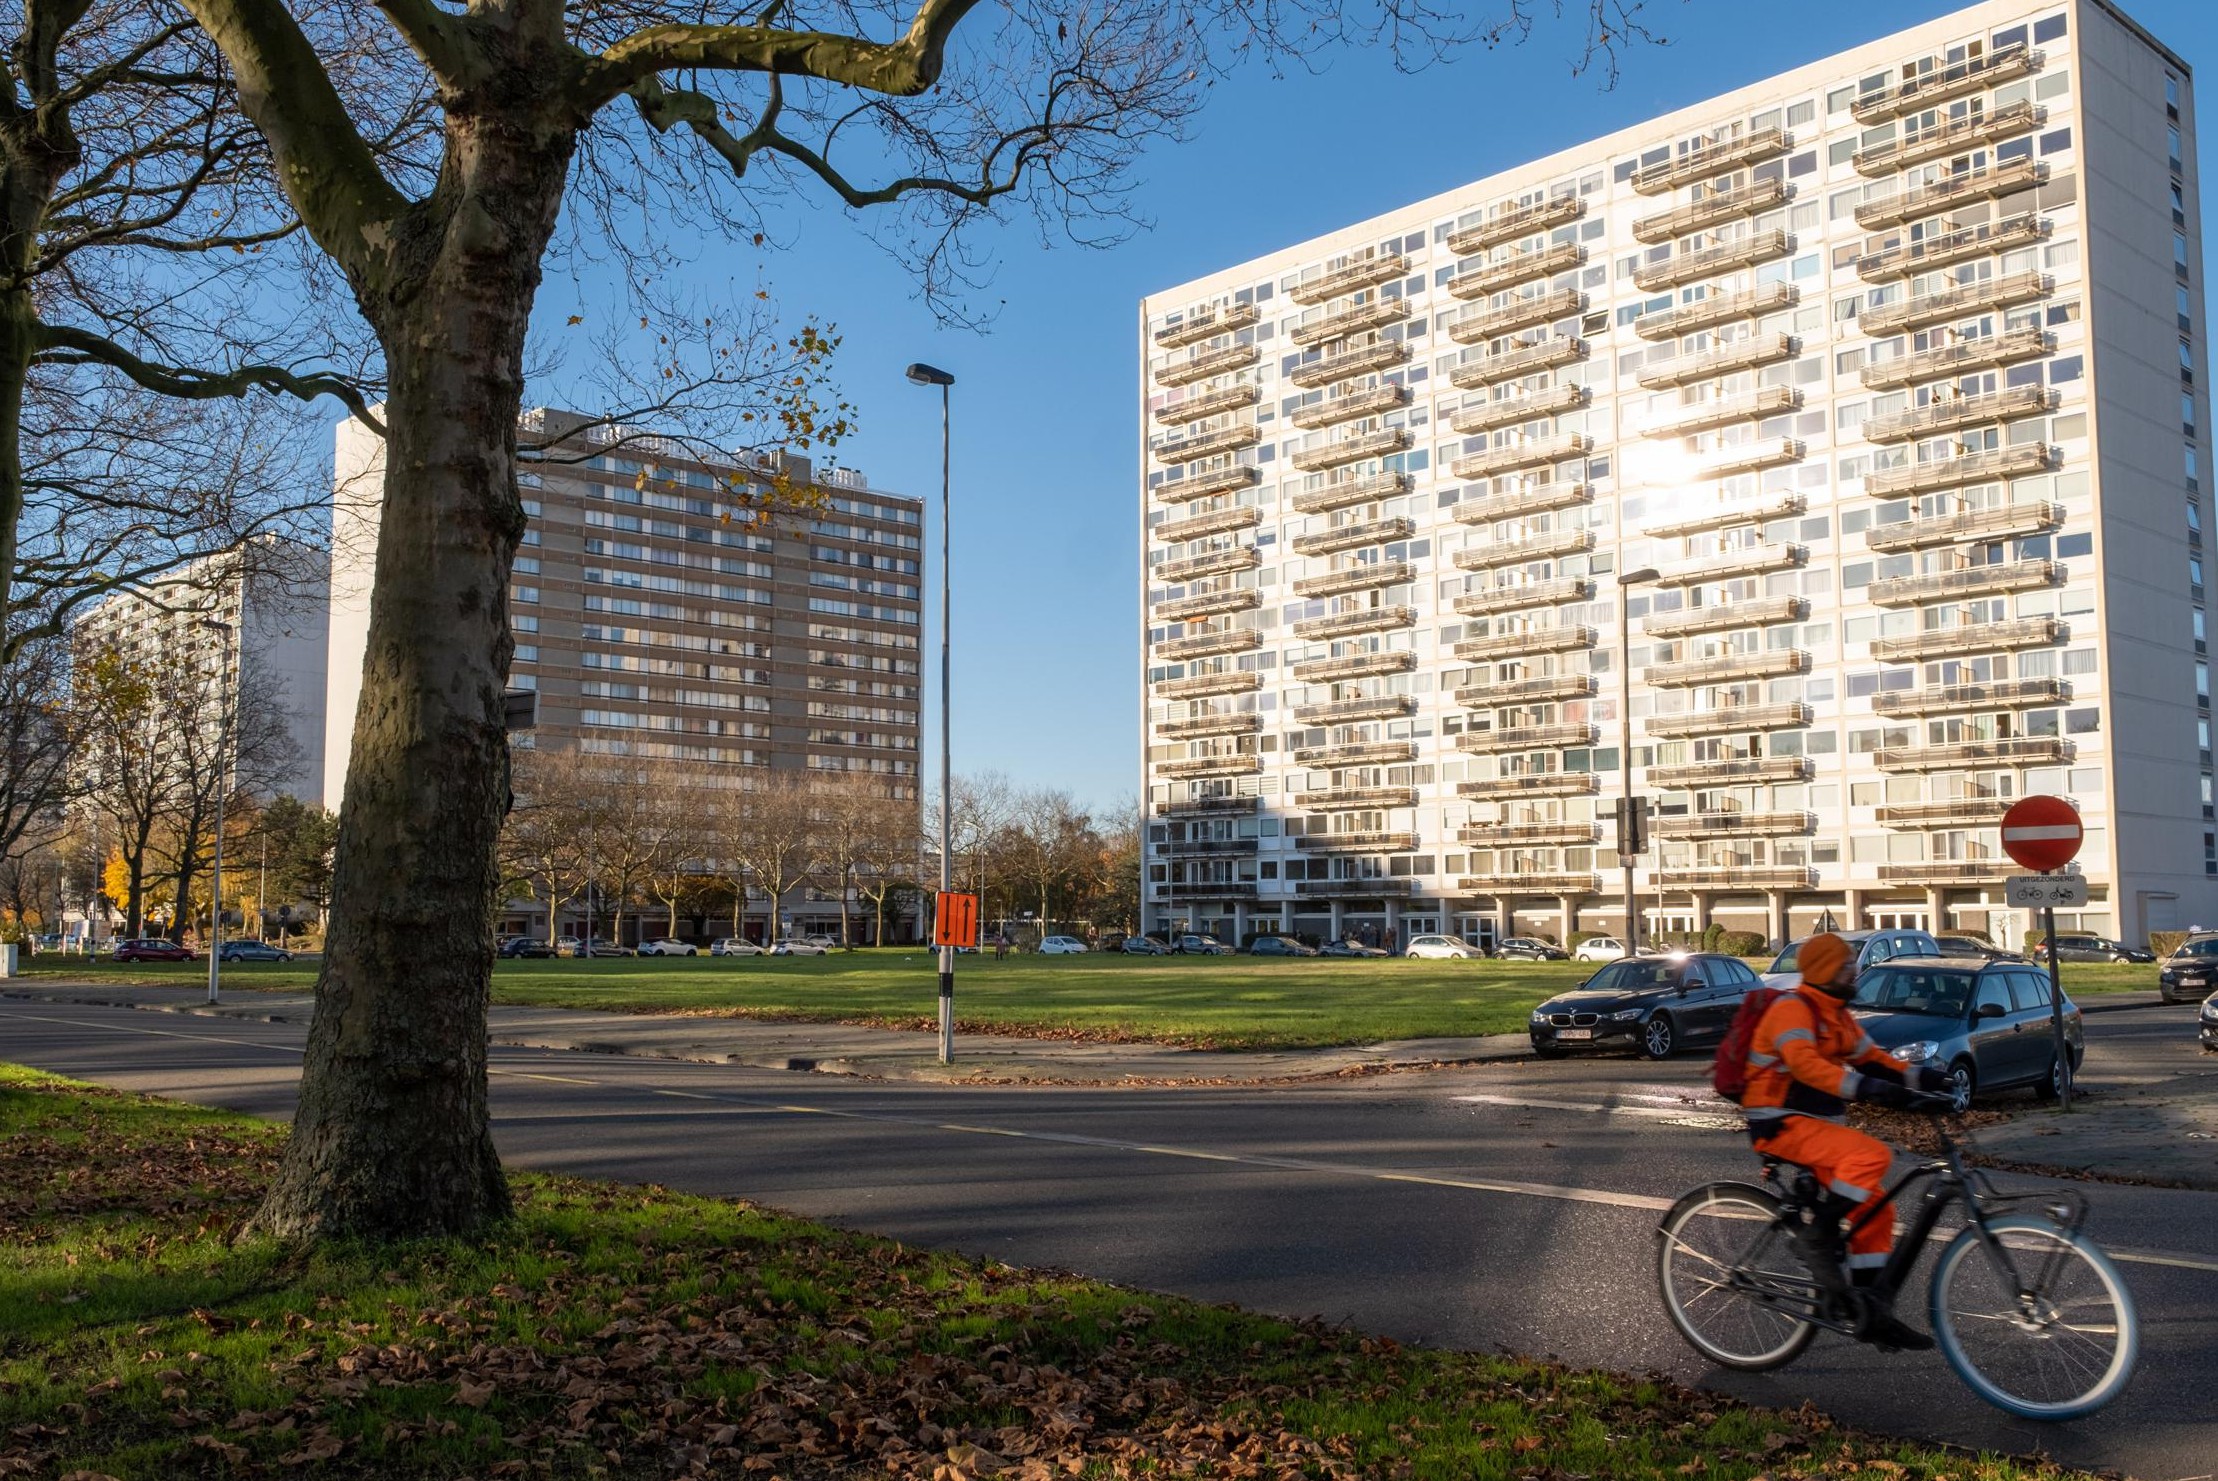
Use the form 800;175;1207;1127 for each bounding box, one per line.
1139;0;2215;951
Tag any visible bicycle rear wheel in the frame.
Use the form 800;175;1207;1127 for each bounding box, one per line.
1656;1182;1818;1370
1930;1216;2139;1420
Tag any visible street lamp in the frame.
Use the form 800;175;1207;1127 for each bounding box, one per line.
201;617;235;1004
1616;568;1661;955
906;361;957;1064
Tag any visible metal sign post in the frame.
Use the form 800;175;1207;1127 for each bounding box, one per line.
2001;796;2086;1113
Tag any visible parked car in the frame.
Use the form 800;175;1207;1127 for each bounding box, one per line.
1934;934;2025;962
1572;936;1633;964
771;937;830;956
553;936;585;957
2033;933;2153;965
2200;990;2218;1051
1120;935;1171;956
2159;933;2218;1002
499;936;554;959
636;939;698;956
1247;935;1319;957
1496;937;1568;961
710;937;765;957
1319;939;1389;958
1174;933;1234;955
1037;935;1088;955
217;940;293;963
113;938;194;962
1529;952;1766;1060
1849;956;2084;1109
1760;928;1942;989
584;940;633;958
1404;934;1481;960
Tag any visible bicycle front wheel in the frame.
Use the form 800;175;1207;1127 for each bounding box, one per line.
1930;1216;2139;1421
1656;1182;1818;1371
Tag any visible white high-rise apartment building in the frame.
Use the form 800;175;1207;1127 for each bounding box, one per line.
1139;0;2213;952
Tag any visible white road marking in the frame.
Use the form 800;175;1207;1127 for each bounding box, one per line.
1454;1089;1741;1129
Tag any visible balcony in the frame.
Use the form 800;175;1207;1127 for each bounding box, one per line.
1653;810;1817;839
1293;740;1417;768
1294;517;1415;556
1154;301;1260;348
1687;437;1804;478
1873;677;2072;716
1632;127;1791;194
1293;694;1416;725
1456;871;1601;895
1156;464;1260;503
1296;785;1418;811
1451;383;1589;436
1869;559;2066;608
1454;624;1597;662
1458;722;1600;753
1856;158;2049;230
1641;493;1806;541
1156;383;1260;426
1452;433;1593;480
1454;576;1595;615
1460;819;1602;846
1636;387;1802;439
1643;595;1807;638
1156;753;1262;779
1446;287;1585;344
1862;385;2058;443
1290;427;1413;472
1289;298;1411;347
1454;528;1595;569
1657;866;1819;890
1858;214;2049;282
1154;669;1260;699
1161;837;1260;856
1636;332;1796;390
1152;587;1258;622
1877;860;2016;885
1455;673;1597;707
1288;253;1408;305
1875;798;2012;827
1448;195;1584;255
1872;736;2076;771
1850;44;2042;122
1447;241;1586;299
1634;230;1793;292
1296;879;1416;899
1153;628;1260;662
1293;605;1416;641
1293;560;1412;598
1159;793;1258;817
1155;342;1259;388
1290;471;1410;513
1646;648;1812;687
1154;546;1258;583
1453;481;1592;525
1647;756;1814;788
1155;712;1259;740
1292;649;1417;683
1864;443;2059;497
1645;702;1813;738
1456;773;1598;801
1289;339;1409;388
1159;881;1261;904
1297;830;1420;852
1449;336;1587;389
1150;422;1262;465
1871;615;2066;662
1155;506;1261;544
1657;542;1809;587
1866;501;2065;554
1853;100;2046;176
1635;283;1799;344
1859;328;2053;390
1861;271;2053;336
1289;384;1411;430
1632;178;1791;245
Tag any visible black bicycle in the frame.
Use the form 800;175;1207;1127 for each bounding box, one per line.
1655;1100;2138;1420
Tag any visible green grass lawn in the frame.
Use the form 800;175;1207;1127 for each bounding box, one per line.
0;1063;2095;1481
16;950;2165;1051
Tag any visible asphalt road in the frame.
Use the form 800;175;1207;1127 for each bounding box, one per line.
5;999;2214;1480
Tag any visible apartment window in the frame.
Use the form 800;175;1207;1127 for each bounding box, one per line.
512;585;539;604
1826;85;1854;115
2168;75;2182;109
1787;99;1815;128
2171;127;2185;173
2032;13;2065;42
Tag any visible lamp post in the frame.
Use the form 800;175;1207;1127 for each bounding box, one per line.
1616;568;1661;956
906;361;957;1064
201;617;235;1004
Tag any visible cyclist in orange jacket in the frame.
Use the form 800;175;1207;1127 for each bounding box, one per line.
1744;931;1946;1351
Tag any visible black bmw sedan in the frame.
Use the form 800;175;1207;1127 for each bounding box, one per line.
1528;952;1765;1060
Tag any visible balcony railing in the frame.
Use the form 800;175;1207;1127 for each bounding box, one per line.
1452;481;1592;525
1291;649;1417;683
1643;595;1807;638
1156;753;1262;779
1456;773;1598;801
1636;332;1796;389
1296;879;1416;899
1652;810;1817;839
1859;328;2053;390
1458;722;1600;753
1452;433;1593;480
1289;384;1411;430
1647;756;1815;787
1289;298;1411;348
1455;871;1600;895
1850;44;2042;122
1290;427;1413;472
1861;270;2053;336
1635;282;1798;344
1455;672;1597;707
1863;443;2059;497
1873;677;2072;716
1153;628;1260;662
1154;546;1258;583
1454;577;1595;615
1636;386;1801;439
1871;615;2066;662
1293;694;1416;725
1288;253;1408;305
1645;702;1813;738
1446;287;1585;345
1865;501;2065;554
1290;471;1410;513
1152;587;1259;622
1656;866;1820;890
1858;214;2050;283
1869;558;2066;608
1645;648;1812;687
1633;178;1791;244
1877;860;2016;884
1447;241;1586;299
1293;560;1413;598
1295;785;1418;811
1449;335;1587;389
1872;736;2075;772
1161;837;1260;856
1450;383;1589;436
1155;342;1259;388
1856;158;2049;230
1687;437;1805;478
1657;542;1809;587
1633;230;1793;292
1155;506;1261;544
1454;528;1595;569
1159;793;1258;817
1289;339;1410;388
1862;385;2058;443
1154;301;1261;348
1292;605;1416;641
1150;423;1262;465
1159;880;1260;900
1853;100;2046;176
1632;127;1791;194
1155;383;1260;426
1156;464;1261;503
1454;624;1597;662
1459;820;1602;846
1641;494;1806;541
1874;798;2012;827
1154;669;1259;699
1296;830;1420;852
1294;516;1415;556
1447;195;1584;256
1292;740;1417;768
1155;713;1259;740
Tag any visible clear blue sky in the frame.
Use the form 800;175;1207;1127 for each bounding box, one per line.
532;0;2218;811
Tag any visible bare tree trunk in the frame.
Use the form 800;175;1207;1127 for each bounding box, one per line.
839;866;851;947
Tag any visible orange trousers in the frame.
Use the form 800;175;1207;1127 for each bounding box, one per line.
1754;1116;1896;1270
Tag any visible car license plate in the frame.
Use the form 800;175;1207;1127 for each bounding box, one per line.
1557;1028;1594;1041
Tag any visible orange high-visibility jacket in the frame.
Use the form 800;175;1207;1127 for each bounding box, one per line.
1743;984;1909;1135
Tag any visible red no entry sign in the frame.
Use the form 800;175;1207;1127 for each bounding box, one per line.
2000;795;2083;872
